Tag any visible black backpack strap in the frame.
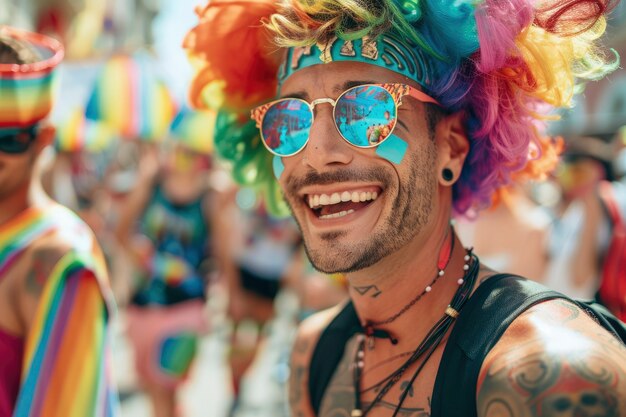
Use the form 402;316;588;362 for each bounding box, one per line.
431;274;567;417
309;301;361;415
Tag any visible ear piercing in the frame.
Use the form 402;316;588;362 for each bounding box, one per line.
442;168;454;183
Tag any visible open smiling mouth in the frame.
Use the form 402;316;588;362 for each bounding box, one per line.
306;189;380;219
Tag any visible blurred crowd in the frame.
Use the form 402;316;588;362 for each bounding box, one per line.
1;0;625;416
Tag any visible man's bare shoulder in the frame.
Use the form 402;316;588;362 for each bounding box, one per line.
290;303;347;417
477;298;626;416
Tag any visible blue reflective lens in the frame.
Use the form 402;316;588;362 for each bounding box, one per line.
335;85;397;147
261;99;312;156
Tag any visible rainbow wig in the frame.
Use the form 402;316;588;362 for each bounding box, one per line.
185;0;619;216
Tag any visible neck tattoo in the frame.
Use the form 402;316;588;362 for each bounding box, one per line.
351;238;479;417
360;227;461;349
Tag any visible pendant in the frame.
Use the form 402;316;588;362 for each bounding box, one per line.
351;409;363;417
365;324;375;350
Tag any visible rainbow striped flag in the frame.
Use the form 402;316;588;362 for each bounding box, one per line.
85;53;177;141
54;109;118;153
0;204;119;417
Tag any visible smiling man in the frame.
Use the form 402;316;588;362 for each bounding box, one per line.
184;0;626;416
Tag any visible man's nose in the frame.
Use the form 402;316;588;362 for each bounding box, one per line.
300;102;353;171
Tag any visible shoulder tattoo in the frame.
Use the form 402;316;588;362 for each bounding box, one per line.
477;345;626;416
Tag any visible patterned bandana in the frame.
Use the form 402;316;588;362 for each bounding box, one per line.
279;33;435;88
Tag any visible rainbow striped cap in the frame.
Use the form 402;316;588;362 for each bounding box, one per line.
169;108;215;155
55;108;118;153
85;53;177;142
0;26;64;128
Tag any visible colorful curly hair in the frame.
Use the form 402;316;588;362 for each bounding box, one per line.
185;0;619;216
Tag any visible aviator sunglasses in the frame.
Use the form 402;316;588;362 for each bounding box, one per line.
251;83;441;157
0;126;38;154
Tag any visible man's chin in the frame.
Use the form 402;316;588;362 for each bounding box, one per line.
304;243;380;274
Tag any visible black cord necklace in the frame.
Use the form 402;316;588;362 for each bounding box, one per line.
360;229;456;349
351;251;479;417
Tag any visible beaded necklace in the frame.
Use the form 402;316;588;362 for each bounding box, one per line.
360;228;456;349
351;250;479;417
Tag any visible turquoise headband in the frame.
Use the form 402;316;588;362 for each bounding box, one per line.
278;33;434;88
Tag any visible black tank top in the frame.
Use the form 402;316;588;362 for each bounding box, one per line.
308;274;626;416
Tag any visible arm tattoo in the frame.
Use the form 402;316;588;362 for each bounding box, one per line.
25;248;64;296
477;350;625;417
353;285;382;298
290;364;307;417
289;337;310;417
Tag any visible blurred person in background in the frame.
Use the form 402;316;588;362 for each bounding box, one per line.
82;51;178;307
543;134;618;299
456;185;551;280
0;26;118;416
211;183;303;415
114;109;215;417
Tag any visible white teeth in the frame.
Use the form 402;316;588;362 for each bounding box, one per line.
308;190;379;208
319;209;355;220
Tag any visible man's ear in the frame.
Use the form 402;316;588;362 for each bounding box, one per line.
434;111;469;186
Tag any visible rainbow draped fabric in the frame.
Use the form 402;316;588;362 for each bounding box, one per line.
85;53;177;141
0;209;55;277
0;204;119;417
0;26;64;128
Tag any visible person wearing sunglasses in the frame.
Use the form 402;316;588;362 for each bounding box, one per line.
185;0;626;416
0;27;119;416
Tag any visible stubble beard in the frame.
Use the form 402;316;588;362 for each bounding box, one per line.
285;144;437;274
